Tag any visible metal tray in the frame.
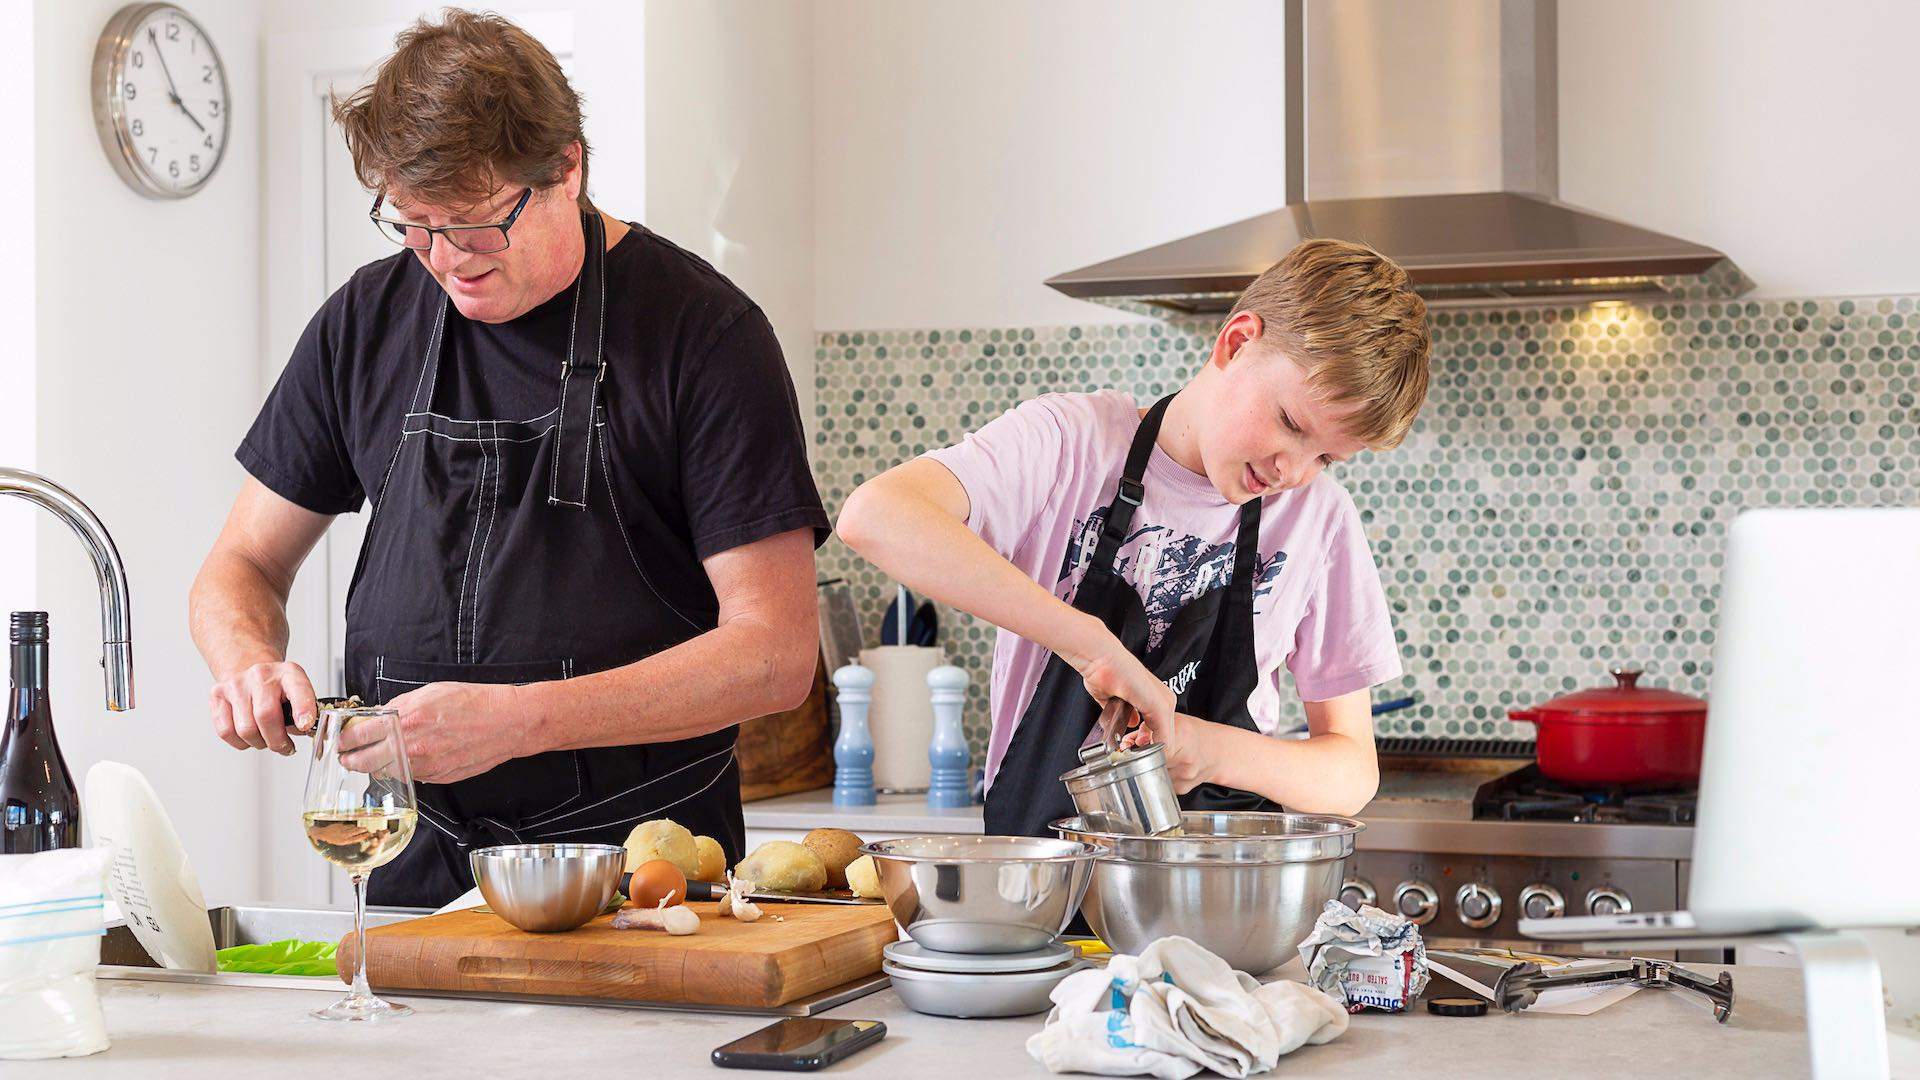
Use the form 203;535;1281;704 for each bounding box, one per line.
100;904;890;1017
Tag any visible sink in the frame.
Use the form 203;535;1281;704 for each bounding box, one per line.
101;903;888;1016
101;904;425;971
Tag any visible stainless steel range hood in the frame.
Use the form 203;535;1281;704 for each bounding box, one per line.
1047;1;1743;313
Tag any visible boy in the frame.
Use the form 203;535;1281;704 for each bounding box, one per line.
837;239;1430;836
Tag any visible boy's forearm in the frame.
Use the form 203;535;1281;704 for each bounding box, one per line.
1202;724;1379;816
842;476;1111;667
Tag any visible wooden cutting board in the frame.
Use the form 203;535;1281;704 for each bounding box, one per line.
338;901;899;1009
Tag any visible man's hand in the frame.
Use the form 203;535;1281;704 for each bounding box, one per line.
209;660;317;755
1119;711;1219;794
380;681;529;784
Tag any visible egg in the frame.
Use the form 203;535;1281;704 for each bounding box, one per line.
626;858;688;909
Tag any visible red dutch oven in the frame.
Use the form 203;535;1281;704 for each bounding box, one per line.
1508;668;1707;787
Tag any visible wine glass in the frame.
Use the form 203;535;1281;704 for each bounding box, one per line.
302;705;417;1022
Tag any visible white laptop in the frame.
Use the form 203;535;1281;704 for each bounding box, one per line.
1523;508;1920;942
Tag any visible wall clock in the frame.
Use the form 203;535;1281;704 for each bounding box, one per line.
92;4;231;199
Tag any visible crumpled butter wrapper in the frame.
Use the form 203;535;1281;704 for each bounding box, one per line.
1296;900;1430;1012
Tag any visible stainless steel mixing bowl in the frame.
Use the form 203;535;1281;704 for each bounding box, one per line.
469;843;624;933
1052;811;1364;975
861;836;1105;953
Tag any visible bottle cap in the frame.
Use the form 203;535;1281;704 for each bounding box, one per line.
9;611;49;644
1426;996;1489;1017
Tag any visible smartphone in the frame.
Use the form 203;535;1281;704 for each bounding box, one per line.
711;1017;886;1071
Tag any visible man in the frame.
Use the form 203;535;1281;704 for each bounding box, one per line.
189;11;825;905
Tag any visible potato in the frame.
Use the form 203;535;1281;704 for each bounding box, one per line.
692;835;727;882
622;819;700;878
801;828;866;889
734;840;827;893
845;854;884;900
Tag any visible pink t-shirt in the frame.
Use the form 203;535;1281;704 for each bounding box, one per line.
925;390;1402;790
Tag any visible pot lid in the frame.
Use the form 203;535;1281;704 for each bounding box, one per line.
1515;669;1706;724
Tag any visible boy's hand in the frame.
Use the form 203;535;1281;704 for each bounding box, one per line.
1119;712;1217;794
1073;641;1175;739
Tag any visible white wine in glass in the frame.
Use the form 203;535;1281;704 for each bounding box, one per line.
303;705;416;1021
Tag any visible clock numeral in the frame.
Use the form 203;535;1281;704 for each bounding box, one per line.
131;50;144;68
168;159;180;179
208;99;221;117
165;22;180;42
131;119;144;137
202;65;213;83
189;154;201;173
146;147;157;164
202;134;213;150
123;81;136;100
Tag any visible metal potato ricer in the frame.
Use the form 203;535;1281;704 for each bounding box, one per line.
1057;699;1183;836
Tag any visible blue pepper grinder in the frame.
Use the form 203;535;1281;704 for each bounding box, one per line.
832;663;877;807
926;665;971;809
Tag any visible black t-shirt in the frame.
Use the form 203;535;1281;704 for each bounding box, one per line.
238;223;827;614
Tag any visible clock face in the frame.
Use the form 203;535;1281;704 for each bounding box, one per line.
95;4;231;198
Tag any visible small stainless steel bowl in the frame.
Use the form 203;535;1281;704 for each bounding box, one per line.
469;843;624;933
1052;812;1363;975
861;836;1104;953
883;957;1088;1018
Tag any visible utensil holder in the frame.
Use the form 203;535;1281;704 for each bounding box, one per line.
831;664;876;807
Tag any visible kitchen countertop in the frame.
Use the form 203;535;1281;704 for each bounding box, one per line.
7;962;1857;1078
744;787;1696;860
745;789;987;834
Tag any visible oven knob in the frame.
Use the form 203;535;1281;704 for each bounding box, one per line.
1585;887;1632;917
1519;884;1566;920
1339;878;1377;911
1454;883;1502;930
1392;880;1439;925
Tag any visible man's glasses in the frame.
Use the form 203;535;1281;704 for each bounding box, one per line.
370;187;533;254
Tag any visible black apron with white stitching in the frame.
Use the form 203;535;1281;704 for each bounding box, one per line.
345;211;742;907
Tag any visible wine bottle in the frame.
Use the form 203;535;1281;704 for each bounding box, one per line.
1;611;81;853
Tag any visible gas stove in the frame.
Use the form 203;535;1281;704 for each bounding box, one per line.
1473;764;1698;825
1348;740;1711;959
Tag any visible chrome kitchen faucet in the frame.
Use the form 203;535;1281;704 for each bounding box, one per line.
0;468;134;710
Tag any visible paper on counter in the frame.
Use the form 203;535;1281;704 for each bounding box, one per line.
432;887;486;916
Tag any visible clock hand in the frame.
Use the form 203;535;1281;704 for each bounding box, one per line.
146;28;206;133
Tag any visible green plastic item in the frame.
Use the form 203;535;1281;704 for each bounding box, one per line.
215;939;338;977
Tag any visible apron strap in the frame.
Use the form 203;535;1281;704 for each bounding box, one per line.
1091;394;1176;568
548;210;610;511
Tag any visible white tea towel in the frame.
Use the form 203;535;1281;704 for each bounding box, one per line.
1027;936;1348;1078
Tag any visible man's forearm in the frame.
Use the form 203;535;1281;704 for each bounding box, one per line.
189;551;292;678
519;615;817;752
1204;725;1379;815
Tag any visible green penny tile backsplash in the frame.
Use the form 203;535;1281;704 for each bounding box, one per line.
812;297;1920;755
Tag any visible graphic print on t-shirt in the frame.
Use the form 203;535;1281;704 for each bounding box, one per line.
1058;505;1287;651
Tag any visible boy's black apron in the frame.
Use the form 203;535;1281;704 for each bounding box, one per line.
983;395;1280;840
344;212;743;907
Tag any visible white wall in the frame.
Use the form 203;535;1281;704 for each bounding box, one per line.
815;0;1920;332
33;0;265;903
1560;0;1920;299
0;3;35;610
812;0;1293;331
645;0;815;420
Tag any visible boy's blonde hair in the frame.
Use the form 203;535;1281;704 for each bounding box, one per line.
1227;238;1431;449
